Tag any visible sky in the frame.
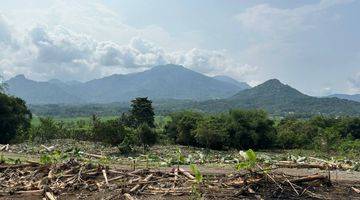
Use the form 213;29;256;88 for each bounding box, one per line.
0;0;359;96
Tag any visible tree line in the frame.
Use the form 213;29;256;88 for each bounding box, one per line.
1;90;359;155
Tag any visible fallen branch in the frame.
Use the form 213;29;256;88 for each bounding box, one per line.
351;187;360;194
291;174;328;184
178;168;195;180
41;145;55;152
130;174;153;193
45;192;57;200
102;169;109;186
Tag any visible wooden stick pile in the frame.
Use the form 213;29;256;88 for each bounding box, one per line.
0;159;346;199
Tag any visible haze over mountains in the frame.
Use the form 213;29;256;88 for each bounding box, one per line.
6;65;249;104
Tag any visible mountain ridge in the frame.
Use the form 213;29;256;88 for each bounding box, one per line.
327;94;360;102
193;79;360;116
6;64;246;104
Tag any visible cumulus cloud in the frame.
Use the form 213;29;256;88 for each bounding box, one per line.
0;21;255;81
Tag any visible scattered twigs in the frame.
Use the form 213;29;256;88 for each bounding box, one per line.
283;175;299;196
257;164;283;191
130;174;153;193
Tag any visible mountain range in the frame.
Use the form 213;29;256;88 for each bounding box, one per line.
5;64;250;104
327;94;360;102
191;79;360;116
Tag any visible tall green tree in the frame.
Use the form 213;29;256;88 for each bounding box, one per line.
0;93;32;143
130;97;155;128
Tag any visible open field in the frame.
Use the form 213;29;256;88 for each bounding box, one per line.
1;140;360;199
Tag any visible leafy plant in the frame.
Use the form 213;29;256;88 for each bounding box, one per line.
39;150;68;164
236;149;257;171
190;164;203;199
190;164;203;183
176;148;186;169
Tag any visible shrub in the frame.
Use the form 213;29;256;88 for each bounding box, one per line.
227;109;276;150
338;139;360;155
137;123;157;148
30;117;66;142
194;115;228;149
93;119;128;145
314;127;341;152
276;118;317;149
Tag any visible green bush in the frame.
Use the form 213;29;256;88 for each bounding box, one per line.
227;109;276;150
137;123;157;148
314;127;341;152
276;118;317;149
93;119;129;145
30;117;66;142
338;139;360;155
194;115;228;149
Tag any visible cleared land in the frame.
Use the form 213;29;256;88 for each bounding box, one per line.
1;140;359;199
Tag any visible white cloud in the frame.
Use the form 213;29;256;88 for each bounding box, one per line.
0;0;256;82
0;21;256;82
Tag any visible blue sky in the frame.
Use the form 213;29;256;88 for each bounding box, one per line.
0;0;359;96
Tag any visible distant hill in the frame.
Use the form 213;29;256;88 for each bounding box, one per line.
6;75;83;104
327;94;360;102
6;65;246;104
213;75;251;90
193;79;360;116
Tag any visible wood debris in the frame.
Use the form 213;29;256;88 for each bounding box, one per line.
0;159;357;199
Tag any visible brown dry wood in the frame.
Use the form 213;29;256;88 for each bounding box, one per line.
102;169;109;186
41;145;55;152
275;162;328;170
291;174;328;184
178;168;195;180
45;192;57;200
130;174;153;193
351;187;360;194
124;193;135;200
82;152;104;159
